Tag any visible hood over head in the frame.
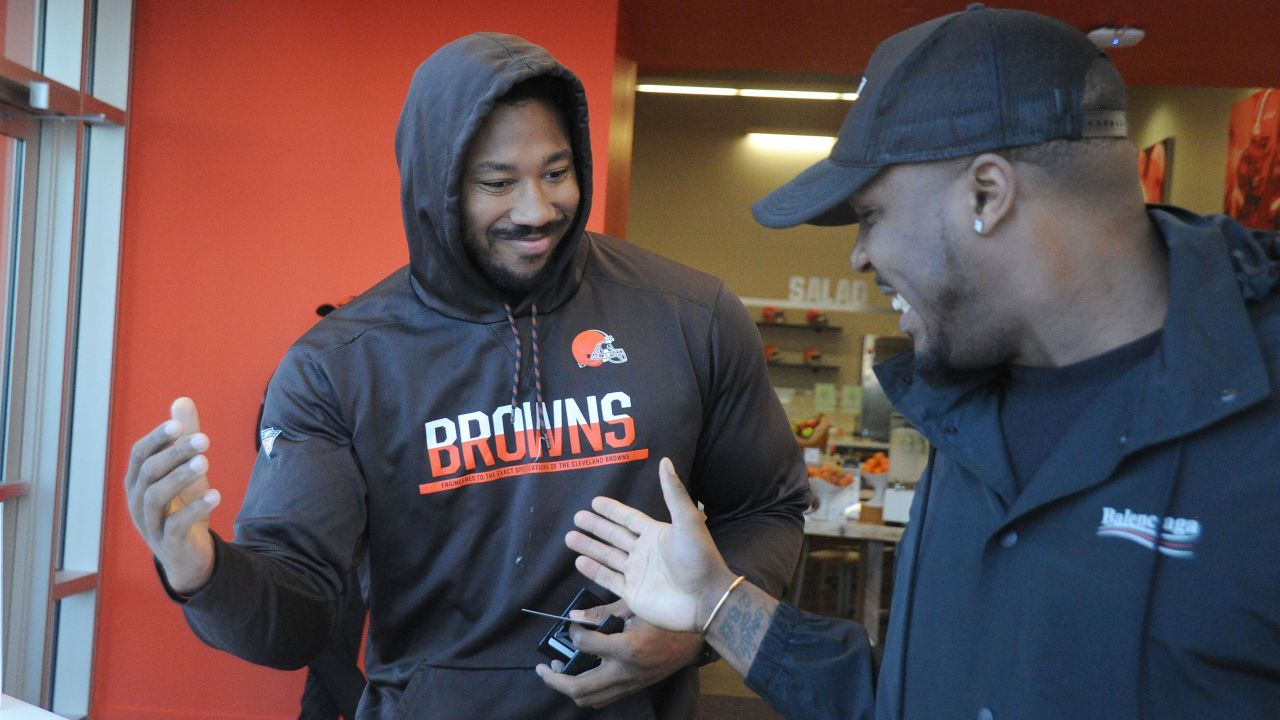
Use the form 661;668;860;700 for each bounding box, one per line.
395;33;593;322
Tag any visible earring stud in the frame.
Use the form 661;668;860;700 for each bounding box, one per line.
973;217;986;235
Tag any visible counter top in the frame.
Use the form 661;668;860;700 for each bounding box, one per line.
804;517;905;542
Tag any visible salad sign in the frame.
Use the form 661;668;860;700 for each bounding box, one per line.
788;275;869;311
740;275;872;312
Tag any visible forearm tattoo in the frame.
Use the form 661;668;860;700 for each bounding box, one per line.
719;591;768;663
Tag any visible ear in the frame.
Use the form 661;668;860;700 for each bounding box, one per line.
965;153;1016;236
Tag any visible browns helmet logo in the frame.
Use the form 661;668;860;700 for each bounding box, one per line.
572;329;628;368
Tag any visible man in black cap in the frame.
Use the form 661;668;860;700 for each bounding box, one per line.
560;6;1280;719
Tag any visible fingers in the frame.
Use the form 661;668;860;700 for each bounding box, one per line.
572;508;630;547
171;397;201;433
658;457;702;528
162;486;221;543
133;430;209;511
566;527;629;573
140;450;209;541
568;598;630;645
577;458;696;535
572;603;609;625
602;598;631;618
126;419;181;498
536;662;577;697
126;396;203;512
570;598;625;625
535;651;621;709
129;431;210;538
574;555;624;597
589;495;655;537
567;622;627;656
137;430;209;484
580;512;638;554
157;489;220;594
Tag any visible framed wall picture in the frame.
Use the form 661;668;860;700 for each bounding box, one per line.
1224;88;1280;230
1139;137;1173;204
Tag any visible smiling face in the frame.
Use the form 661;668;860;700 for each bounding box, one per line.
849;161;1013;382
460;97;580;295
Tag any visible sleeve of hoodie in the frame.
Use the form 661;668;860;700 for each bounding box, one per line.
689;285;810;597
172;347;367;670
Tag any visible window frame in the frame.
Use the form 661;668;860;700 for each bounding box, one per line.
0;0;132;714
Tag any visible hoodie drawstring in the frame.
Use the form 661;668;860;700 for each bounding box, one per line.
504;302;547;457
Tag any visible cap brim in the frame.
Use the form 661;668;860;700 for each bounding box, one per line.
751;158;881;228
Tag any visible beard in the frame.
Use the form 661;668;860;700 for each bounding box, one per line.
910;218;1007;385
912;308;964;386
470;243;558;295
465;216;573;295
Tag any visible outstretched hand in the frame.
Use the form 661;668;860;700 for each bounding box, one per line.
124;397;219;594
566;457;737;634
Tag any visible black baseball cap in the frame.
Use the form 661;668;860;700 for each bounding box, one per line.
752;4;1128;228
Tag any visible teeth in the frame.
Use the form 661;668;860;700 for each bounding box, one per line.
891;296;912;315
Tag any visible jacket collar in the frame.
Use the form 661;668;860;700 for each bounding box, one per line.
878;208;1272;515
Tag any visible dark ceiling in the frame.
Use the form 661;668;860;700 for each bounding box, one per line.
621;0;1280;88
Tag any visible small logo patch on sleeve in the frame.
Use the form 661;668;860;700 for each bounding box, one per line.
260;427;283;457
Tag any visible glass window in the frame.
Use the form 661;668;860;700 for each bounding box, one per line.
60;123;124;573
51;591;95;716
0;128;27;695
0;133;22;473
2;0;41;72
91;0;131;108
42;0;83;90
0;1;131;709
4;117;76;705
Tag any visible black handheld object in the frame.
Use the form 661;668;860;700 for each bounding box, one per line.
535;588;624;675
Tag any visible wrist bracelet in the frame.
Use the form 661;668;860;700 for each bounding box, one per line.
701;575;746;635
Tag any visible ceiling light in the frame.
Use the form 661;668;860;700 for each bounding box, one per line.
746;132;837;153
636;84;737;96
739;89;843;101
637;84;859;101
1087;26;1145;49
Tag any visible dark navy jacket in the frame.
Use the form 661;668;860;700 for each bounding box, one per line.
746;208;1280;720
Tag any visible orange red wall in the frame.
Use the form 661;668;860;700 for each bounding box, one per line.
93;2;622;718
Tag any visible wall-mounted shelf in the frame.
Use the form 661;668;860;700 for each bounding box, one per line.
757;321;843;333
